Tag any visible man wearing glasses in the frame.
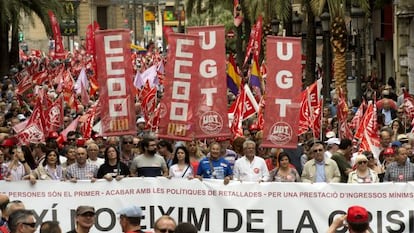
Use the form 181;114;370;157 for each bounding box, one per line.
7;209;36;233
67;206;95;233
301;141;341;183
154;215;176;233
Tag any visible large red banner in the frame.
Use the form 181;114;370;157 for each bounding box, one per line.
187;25;231;139
158;33;201;140
95;29;136;136
262;36;302;148
158;27;230;141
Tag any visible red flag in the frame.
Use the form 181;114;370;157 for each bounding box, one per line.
403;90;414;119
186;25;231;139
252;15;263;62
337;88;353;139
44;95;64;133
350;100;366;130
336;87;349;123
262;36;302;148
79;106;96;139
243;27;256;66
59;116;80;142
48;11;65;59
15;100;46;145
95;29;137;136
86;21;100;56
311;98;323;139
358;101;381;157
257;97;265;130
141;87;157;128
230;86;245;138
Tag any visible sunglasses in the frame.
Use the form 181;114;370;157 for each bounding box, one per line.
80;212;95;217
123;141;133;144
158;229;175;233
358;161;368;165
21;222;36;228
312;149;324;153
366;156;374;160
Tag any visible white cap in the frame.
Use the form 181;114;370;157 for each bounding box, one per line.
136;117;145;124
326;137;340;145
17;114;26;121
326;131;336;139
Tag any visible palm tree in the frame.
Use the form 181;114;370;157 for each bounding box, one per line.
0;0;62;76
311;0;369;98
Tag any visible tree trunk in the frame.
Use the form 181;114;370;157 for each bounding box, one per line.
304;1;316;88
0;22;10;77
10;20;19;69
334;52;347;97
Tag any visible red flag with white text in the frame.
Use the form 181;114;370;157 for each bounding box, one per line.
95;29;137;136
44;95;64;133
16;100;46;145
262;36;302;148
187;25;231;139
157;33;201;140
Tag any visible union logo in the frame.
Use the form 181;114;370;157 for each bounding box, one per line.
267;122;292;145
199;111;223;134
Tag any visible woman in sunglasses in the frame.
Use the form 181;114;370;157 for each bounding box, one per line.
347;155;379;183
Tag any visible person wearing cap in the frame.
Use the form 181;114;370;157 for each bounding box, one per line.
118;206;146;233
384;146;414;182
324;138;340;159
67;206;95;233
328;205;370;233
380;147;395;171
347;155;379;183
136;117;146;137
301;141;341;183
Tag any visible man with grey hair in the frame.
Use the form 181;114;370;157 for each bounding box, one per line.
233;140;270;182
86;143;104;167
7;209;36;233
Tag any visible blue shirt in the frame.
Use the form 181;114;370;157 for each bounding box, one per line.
315;161;326;182
197;157;233;179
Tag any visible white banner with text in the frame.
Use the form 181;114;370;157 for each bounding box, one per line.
1;178;414;233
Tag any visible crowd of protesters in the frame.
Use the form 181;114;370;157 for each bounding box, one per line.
0;45;413;184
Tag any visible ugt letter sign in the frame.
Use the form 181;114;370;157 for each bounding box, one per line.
262;36;302;148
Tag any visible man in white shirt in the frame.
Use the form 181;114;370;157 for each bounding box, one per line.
233;140;269;182
86;143;104;167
